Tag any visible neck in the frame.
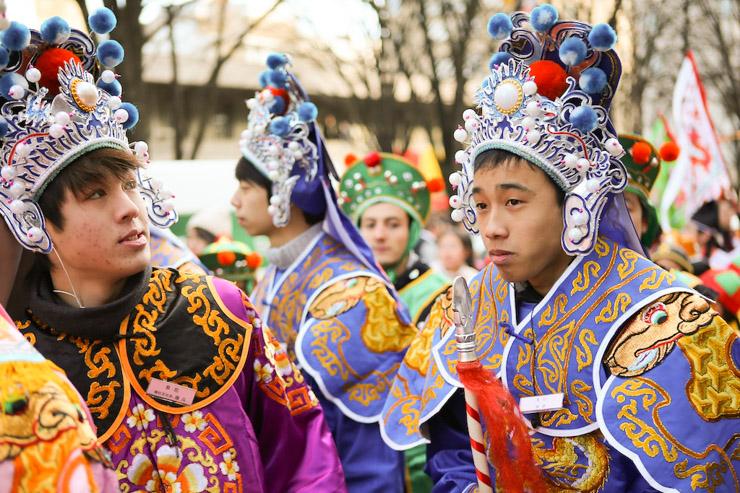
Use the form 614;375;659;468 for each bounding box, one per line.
49;267;127;308
268;208;313;247
528;251;574;297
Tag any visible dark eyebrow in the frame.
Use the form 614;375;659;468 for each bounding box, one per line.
472;183;533;194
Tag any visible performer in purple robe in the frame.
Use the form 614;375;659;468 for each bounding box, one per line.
0;11;345;493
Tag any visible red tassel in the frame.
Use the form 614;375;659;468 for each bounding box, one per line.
457;360;546;493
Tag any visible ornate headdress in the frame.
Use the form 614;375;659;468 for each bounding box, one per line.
0;10;174;253
449;4;638;255
239;53;320;228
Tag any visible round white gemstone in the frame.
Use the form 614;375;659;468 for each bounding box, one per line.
25;68;41;83
494;82;520;113
453;128;468;143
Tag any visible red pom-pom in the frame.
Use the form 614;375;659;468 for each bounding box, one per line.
630;141;652;165
528;60;568;101
246;252;262;269
364;151;381;167
216;251;237;266
344;153;357;166
35;48;81;96
427;177;445;193
659;141;680;162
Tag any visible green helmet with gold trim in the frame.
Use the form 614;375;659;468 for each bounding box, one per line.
339;152;436;253
619;134;662;247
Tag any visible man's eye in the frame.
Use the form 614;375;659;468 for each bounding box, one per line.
505;199;522;206
123;180;138;191
475;202;487;211
87;190;104;199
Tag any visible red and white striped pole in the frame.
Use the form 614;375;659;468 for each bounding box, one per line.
453;277;493;493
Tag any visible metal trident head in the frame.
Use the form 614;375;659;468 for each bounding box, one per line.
453;276;477;363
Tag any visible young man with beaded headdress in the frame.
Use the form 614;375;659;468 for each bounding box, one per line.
232;55;417;492
338;152;449;492
0;12;345;492
381;4;739;492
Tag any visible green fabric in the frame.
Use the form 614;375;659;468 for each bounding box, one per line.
398;268;449;325
620;134;662;248
625;186;660;248
404;446;432;493
714;271;740;296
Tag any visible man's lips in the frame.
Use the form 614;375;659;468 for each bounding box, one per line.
489;249;513;263
119;229;146;247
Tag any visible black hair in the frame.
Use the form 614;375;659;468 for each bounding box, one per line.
440;227;475;267
473;148;566;206
235;156;324;225
191;226;216;245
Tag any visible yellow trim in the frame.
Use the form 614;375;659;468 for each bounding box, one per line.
117;276;252;415
97;318;132;444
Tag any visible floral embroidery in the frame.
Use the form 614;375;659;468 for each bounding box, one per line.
253;360;274;383
126;403;155;431
219;451;240;481
128;444;208;493
182;410;207;433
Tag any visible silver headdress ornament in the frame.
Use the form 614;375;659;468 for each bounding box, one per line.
449;4;628;256
0;10;175;253
239;53;320;228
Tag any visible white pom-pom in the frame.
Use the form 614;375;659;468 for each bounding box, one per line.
134;141;149;155
25;68;41;83
462;109;477;121
453;127;468;142
586;179;601;193
293;150;303;160
101;70;116;84
9;182;25;198
160;200;175;213
108;96;122;109
525;101;542;116
449;172;462;186
575;158;590;172
261;90;274;103
8;85;25;99
246;98;257;109
464;119;479;133
563;154;578;168
1;166;16;180
49;124;65;138
449;195;461;208
522;80;538;96
568;227;584;242
522;117;535;129
240;129;252;141
571;211;588;226
288;141;300;151
114;108;129;123
9;199;25;214
27;227;43;243
267;204;277;216
526;130;541;142
450;208;464;223
605;138;623;156
268;170;279;181
455;150;467;164
76;81;98;108
270;195;281;205
54;111;71;126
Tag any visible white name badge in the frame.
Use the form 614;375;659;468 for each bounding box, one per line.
146;378;196;406
519;393;564;414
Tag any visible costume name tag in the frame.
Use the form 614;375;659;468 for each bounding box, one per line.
146;378;195;406
519;393;564;414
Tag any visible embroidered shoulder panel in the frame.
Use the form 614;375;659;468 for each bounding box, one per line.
598;310;740;492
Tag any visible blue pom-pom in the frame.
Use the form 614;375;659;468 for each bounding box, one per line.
297;102;318;122
268;69;287;87
578;68;607;94
488;52;512;69
0;48;9;70
2;22;31;51
88;7;117;35
569;105;598;133
40;16;71;44
258;70;271;88
0;73;27;99
119;102;139;130
558;37;587;66
0;117;9;137
530;4;558;32
487;13;513;40
97;78;122;97
269;117;290;136
588;23;617;51
266;53;288;69
269;97;285;115
96;40;124;67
